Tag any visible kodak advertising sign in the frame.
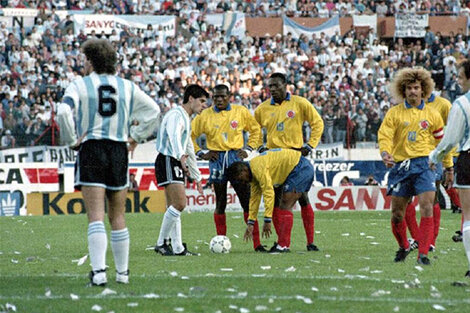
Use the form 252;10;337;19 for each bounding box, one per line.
27;190;166;215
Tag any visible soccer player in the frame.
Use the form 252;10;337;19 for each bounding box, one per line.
226;148;314;252
254;72;324;252
378;67;453;265
191;84;266;252
154;84;208;256
430;59;470;279
57;38;161;286
405;92;452;251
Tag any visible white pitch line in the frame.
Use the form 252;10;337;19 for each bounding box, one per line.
0;273;467;284
0;294;469;306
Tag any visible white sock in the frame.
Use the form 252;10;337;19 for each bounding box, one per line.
463;221;470;271
88;221;107;272
111;228;129;274
157;206;180;246
170;215;184;254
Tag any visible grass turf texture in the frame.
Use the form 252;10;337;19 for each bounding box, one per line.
1;211;469;312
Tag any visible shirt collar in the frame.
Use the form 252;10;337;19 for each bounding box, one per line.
270;92;291;105
213;102;232;113
427;93;435;102
404;99;425;110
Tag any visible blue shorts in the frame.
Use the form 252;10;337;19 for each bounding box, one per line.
209;150;242;184
283;156;314;193
387;157;436;197
434;162;443;181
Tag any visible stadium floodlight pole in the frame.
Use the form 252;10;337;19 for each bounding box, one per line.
33;101;60;146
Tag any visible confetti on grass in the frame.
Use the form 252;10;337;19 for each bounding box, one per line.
100;288;117;296
5;303;17;312
432;304;446;311
70;294;79;300
71;254;88;266
91;304;102;311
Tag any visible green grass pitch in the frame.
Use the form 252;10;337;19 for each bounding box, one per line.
1;211;469;312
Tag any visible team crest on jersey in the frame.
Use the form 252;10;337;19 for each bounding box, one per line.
286;110;295;118
419;120;430;130
230;120;239;129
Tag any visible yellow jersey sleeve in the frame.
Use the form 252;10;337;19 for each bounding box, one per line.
191;114;204;154
302;97;324;148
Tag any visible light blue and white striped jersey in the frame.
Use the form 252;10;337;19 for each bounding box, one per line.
430;90;470;163
57;72;160;146
156;105;201;182
156;106;191;160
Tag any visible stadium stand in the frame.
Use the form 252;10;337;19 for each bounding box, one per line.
0;0;468;149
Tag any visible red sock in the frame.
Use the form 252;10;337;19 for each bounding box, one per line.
244;212;261;249
272;207;281;237
432;203;441;246
404;202;419;240
278;210;293;248
446;187;462;208
301;204;315;245
213;213;226;235
391;220;409;249
418;216;434;255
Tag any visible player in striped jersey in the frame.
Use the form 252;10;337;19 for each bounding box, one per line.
405;92;453;252
57;39;161;286
430;59;470;279
254;72;324;252
154;84;209;256
191;84;266;252
378;67;453;265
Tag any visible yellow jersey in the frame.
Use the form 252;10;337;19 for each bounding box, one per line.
248;149;301;220
254;93;324;149
191;103;261;153
427;94;458;157
378;101;453;168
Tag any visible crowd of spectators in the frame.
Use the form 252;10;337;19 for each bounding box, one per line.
2;0;470;17
0;1;469;150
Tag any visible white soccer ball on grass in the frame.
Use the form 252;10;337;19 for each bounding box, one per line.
209;235;231;253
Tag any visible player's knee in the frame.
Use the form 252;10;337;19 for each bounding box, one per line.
391;212;404;224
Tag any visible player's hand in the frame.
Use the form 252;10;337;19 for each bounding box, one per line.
444;168;454;189
70;132;87;151
127;137;138;152
180;155;189;175
202;151;219;161
244;225;254;242
381;151;395;168
237;149;248;159
262;221;272;238
428;161;436;171
300;147;311;156
196;181;203;194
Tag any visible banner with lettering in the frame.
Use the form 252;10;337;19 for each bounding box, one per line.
72;14;176;37
394;14;429;38
0;146;76;173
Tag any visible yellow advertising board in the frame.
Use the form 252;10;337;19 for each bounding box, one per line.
27;190;166;215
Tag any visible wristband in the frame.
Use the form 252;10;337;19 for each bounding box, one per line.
380;151;388;158
302;144;313;152
247;219;255;225
196;151;205;158
445;167;454;172
264;217;272;223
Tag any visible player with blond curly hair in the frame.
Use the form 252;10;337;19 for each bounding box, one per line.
378;67;453;265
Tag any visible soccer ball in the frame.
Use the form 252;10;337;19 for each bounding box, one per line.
209;235;231;254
